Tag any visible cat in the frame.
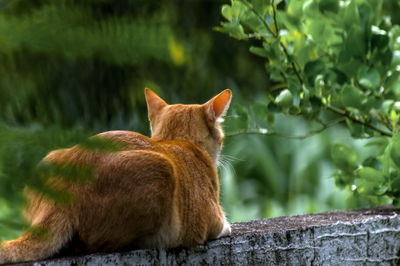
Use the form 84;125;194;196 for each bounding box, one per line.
0;88;232;264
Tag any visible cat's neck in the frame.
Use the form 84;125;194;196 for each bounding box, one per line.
152;134;220;166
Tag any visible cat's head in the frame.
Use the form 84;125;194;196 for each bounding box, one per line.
145;88;232;163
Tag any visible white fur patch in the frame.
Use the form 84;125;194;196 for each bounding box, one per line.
217;215;232;238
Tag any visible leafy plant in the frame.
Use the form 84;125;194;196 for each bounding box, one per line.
219;0;400;206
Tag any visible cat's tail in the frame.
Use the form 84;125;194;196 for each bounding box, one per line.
0;208;73;264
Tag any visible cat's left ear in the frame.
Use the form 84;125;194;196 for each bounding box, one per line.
204;89;232;124
145;88;168;120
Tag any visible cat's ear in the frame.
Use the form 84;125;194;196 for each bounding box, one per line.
204;89;232;123
145;88;168;120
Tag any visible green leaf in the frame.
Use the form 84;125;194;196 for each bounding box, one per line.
337;58;363;78
390;135;400;169
318;0;339;14
287;74;301;92
345;116;371;138
221;5;233;20
250;0;269;17
249;46;269;58
383;71;400;92
304;60;326;86
357;66;381;90
394;198;400;207
274;89;293;108
302;0;319;16
225;1;246;19
295;41;314;69
304;17;339;46
287;0;304;18
355;166;384;182
263;39;283;61
362;157;380;169
240;10;265;33
345;25;366;57
342;1;359;28
381;100;394;114
391;175;400;197
365;137;389;152
371;34;389;50
326;68;348;85
220;21;247;40
374;48;393;66
331;144;357;172
332;171;353;188
355;167;388;196
340;85;365;109
390;110;400;132
358;3;373;32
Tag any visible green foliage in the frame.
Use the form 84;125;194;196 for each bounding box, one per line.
220;0;400;205
0;5;171;64
221;116;351;221
0;0;174;129
26;225;51;241
0;0;398;241
78;136;125;152
0;124;93;239
331;144;357;173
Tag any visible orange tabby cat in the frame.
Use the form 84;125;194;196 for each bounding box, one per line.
0;88;232;264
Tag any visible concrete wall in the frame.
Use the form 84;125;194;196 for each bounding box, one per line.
21;207;400;266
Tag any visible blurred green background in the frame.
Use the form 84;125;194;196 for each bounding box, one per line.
0;0;398;240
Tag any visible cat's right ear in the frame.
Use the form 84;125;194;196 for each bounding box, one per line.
145;88;168;120
204;89;232;124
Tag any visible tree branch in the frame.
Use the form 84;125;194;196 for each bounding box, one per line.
225;117;345;139
326;105;392;137
271;0;279;34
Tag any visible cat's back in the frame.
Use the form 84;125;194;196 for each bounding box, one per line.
96;130;154;150
157;139;218;202
44;130;153;162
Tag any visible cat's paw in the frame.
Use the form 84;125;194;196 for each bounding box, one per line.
217;219;231;238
